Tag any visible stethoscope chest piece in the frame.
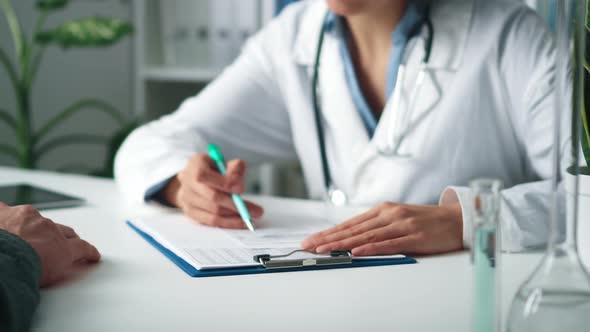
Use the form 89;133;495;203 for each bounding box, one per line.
328;187;348;206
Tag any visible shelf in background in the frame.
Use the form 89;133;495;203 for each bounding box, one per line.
141;66;223;82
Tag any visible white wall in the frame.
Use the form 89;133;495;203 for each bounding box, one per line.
0;0;132;174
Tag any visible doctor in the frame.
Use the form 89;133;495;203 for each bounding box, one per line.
115;0;558;255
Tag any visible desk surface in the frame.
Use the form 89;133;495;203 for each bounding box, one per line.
0;167;542;332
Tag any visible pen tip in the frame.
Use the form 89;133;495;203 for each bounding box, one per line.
245;220;255;232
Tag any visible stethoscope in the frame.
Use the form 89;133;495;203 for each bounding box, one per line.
312;9;434;206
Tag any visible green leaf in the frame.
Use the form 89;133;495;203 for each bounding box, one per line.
582;72;590;167
584;7;590;167
36;0;68;11
0;47;18;95
35;98;126;143
36;17;132;48
0;0;26;66
35;134;107;158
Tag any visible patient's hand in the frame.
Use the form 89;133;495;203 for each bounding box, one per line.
160;153;264;229
0;202;101;287
301;202;463;256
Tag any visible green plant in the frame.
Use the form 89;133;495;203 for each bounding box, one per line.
0;0;134;172
573;0;590;171
582;1;590;168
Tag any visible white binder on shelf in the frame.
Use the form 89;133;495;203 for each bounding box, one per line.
209;0;262;68
209;0;236;68
160;0;209;67
234;0;260;53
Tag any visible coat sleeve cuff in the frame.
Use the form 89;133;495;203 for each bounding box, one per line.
115;157;188;206
439;186;474;248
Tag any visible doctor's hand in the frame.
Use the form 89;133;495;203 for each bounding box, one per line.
160;154;264;229
301;202;463;256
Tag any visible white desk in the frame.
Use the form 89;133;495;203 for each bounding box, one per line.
0;167;542;332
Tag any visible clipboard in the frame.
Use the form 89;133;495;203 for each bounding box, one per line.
127;221;417;278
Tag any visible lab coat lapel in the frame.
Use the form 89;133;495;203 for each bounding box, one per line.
398;33;442;154
370;0;474;157
318;35;371;192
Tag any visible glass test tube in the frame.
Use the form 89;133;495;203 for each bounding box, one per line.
471;179;502;332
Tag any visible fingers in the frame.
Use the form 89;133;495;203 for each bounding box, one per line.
314;223;408;253
184;206;249;229
308;216;392;250
321;208;381;234
177;154;263;229
188;155;247;194
68;238;101;263
179;177;264;218
56;223;79;239
183;194;240;217
188;155;233;192
301;209;379;250
225;159;247;193
190;183;264;218
0;201;7;208
351;235;418;256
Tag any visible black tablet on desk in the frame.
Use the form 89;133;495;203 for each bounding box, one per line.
0;184;85;210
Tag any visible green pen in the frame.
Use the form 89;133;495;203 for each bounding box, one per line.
207;144;255;232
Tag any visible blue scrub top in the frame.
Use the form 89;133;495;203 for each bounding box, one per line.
325;4;424;137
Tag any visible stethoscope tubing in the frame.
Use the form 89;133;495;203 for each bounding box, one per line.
312;9;434;205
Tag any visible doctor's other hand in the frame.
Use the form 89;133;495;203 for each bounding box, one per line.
160;154;264;229
301;202;463;256
0;202;101;287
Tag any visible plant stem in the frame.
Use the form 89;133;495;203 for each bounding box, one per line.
15;82;34;168
0;47;18;95
0;0;34;169
24;10;48;87
28;47;45;86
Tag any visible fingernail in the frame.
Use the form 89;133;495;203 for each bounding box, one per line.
301;240;311;249
316;245;328;253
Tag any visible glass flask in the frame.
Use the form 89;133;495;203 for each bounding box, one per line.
471;179;502;332
507;0;590;331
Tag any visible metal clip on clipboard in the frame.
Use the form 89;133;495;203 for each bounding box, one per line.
253;250;352;270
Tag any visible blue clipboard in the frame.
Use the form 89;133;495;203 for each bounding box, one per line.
127;221;417;278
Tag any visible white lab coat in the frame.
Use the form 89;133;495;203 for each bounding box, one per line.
115;0;563;251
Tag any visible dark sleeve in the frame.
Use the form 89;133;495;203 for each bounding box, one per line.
0;230;42;332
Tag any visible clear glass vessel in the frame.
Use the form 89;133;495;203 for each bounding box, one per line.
471;179;502;332
507;1;590;331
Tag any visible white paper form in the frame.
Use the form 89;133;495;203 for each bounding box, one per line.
131;211;337;270
222;213;335;248
130;199;405;271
